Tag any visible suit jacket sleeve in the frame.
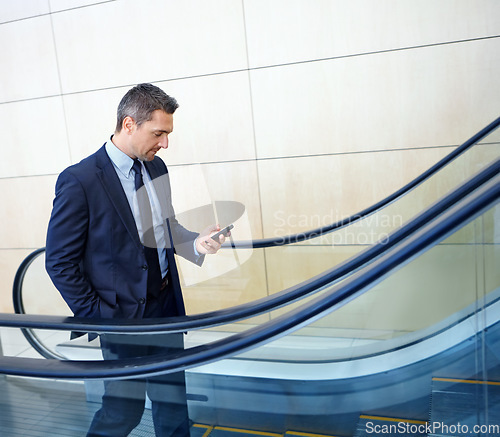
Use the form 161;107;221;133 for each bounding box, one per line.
168;215;204;266
45;169;100;318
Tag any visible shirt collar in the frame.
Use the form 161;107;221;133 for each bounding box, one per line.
105;136;135;178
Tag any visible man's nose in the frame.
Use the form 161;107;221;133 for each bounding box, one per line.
159;136;169;149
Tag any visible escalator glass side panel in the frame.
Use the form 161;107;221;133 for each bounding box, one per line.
159;128;500;317
258;204;500;358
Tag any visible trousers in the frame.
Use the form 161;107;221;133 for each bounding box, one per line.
87;282;190;436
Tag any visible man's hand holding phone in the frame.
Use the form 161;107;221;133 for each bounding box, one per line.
196;224;233;255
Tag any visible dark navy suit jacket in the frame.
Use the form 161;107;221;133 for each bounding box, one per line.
45;145;203;323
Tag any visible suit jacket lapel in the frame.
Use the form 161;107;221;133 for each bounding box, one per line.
95;146;143;251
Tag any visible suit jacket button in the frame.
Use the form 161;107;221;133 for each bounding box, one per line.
139;298;146;304
142;264;148;270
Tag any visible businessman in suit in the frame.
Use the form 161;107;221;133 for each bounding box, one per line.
46;83;226;436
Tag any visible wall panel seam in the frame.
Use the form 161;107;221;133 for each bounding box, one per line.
0;0;117;26
1;35;498;107
0;143;475;181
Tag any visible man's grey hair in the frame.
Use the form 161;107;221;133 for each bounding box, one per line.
115;83;179;132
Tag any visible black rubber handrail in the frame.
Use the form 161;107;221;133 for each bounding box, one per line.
9;157;500;336
11;248;65;359
230;116;500;248
13;117;500;332
1;160;498;379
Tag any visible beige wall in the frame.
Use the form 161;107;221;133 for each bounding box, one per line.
0;0;499;335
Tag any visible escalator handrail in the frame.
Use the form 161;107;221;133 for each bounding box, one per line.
11;248;67;359
1;160;498;379
8;157;500;337
228;116;500;248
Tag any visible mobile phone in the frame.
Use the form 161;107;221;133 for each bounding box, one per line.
211;224;234;242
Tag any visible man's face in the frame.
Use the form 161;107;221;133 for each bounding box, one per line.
128;109;173;161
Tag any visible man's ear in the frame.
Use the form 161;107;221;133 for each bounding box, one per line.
122;116;136;134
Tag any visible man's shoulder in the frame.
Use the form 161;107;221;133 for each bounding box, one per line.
61;145;108;178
